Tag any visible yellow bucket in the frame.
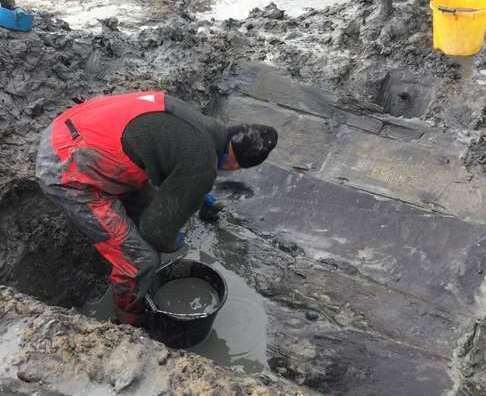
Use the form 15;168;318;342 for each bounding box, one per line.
430;0;486;56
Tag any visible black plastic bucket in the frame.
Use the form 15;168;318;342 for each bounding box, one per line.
145;259;228;348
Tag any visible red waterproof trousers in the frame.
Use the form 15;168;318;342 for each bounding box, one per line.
36;92;166;323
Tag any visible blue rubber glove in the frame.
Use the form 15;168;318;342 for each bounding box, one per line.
200;193;224;222
175;231;185;250
203;193;217;207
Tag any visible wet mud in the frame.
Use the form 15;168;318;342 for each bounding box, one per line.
0;287;301;395
2;0;486;394
79;285;114;321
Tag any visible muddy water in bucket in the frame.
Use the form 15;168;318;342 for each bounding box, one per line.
153;277;219;315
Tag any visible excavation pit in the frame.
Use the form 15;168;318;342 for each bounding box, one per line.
0;181;109;308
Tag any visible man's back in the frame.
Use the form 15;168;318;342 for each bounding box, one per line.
122;111;221;252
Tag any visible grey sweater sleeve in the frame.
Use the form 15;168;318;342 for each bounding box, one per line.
138;163;216;252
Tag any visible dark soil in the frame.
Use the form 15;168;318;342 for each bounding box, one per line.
0;180;109;307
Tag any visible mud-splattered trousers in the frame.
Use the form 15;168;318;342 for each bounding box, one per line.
35;92;166;324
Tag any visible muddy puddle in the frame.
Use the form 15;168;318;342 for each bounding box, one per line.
17;0;346;33
196;0;347;20
80;254;267;374
17;0;169;32
189;260;267;374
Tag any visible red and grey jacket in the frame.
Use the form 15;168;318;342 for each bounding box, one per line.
54;91;229;252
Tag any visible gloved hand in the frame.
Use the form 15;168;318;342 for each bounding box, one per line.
131;227;189;308
134;264;157;304
134;240;188;303
199;193;224;222
176;231;185;250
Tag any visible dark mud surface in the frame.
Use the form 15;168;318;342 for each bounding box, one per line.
2;0;486;394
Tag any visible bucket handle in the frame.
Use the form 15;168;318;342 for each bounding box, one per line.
145;294;211;318
145;295;158;311
144;250;188;312
437;5;484;13
156;246;188;274
438;6;456;13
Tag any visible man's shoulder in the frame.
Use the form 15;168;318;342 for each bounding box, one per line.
165;96;223;133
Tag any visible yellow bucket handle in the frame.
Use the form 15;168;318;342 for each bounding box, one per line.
436;5;486;13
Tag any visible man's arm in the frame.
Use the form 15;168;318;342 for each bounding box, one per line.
138;166;216;252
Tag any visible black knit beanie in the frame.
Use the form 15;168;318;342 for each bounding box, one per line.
227;124;278;168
